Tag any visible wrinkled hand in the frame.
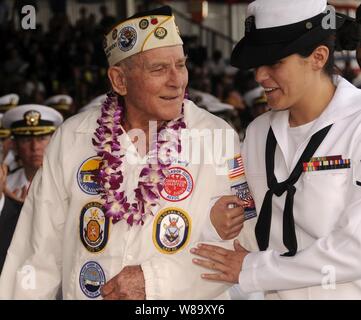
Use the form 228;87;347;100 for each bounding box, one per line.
210;196;245;240
191;240;249;284
101;265;146;300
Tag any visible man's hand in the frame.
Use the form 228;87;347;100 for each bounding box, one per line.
100;265;146;300
210;196;245;240
191;240;249;284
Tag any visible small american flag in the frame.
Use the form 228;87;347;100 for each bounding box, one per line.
227;156;245;179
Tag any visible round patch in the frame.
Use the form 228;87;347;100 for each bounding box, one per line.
79;261;106;298
80;202;109;253
77;156;102;195
153;207;191;254
112;28;118;40
103;36;108;49
161;167;193;202
154;27;167;40
118;26;137;52
139;19;149;30
151;17;158;25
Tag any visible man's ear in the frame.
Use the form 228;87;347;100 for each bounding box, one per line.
108;66;127;96
310;45;330;71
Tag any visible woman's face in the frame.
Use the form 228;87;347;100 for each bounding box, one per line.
254;54;313;111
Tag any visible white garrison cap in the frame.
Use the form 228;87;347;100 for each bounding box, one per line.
248;0;327;29
3;104;63;136
0;93;20;113
45;94;73;112
78;94;107;113
104;6;183;66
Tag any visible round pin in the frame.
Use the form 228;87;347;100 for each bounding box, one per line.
154;27;167;40
161;167;193;202
306;22;313;29
139;19;149;30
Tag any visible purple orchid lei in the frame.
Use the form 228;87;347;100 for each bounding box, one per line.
92;91;186;226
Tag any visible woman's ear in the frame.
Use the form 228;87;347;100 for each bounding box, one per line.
108;66;127;96
311;45;330;71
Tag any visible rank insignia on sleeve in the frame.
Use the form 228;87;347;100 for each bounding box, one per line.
79;261;106;299
153;207;191;254
79;202;109;253
160;167;193;202
77;156;101;195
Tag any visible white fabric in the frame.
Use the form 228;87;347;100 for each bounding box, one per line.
0;94;19;107
238;76;361;299
0;99;242;300
2;105;63;129
248;0;327;29
0;193;5;217
287;120;315;169
6;168;29;199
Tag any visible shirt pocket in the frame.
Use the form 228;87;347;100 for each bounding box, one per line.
297;170;349;236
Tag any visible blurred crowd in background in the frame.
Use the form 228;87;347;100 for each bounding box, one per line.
1;1;360;140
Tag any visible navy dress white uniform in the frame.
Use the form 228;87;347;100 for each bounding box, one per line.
2;104;63;200
0;7;241;299
0;94;20;171
45;94;73;119
228;0;361;299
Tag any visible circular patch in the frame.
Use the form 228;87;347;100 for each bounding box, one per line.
154;27;167;40
161;167;193;202
79;261;106;298
139;19;149;30
80;202;109;253
77;156;102;195
118;26;137;52
112;28;118;40
103;36;108;49
151;17;158;25
153;207;191;254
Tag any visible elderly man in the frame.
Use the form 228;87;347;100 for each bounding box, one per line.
0;6;244;300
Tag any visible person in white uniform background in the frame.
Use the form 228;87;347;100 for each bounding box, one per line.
2;104;63;202
0;6;245;300
0;94;20;173
192;0;361;299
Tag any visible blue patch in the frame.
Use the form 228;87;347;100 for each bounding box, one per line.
77;156;101;195
118;26;137;52
79;261;106;298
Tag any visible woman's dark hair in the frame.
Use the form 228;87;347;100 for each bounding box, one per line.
297;34;336;78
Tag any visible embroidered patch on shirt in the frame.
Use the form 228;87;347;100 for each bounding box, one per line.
79;202;110;253
79;261;106;299
227;155;245;180
153;207;191;254
77;156;101;195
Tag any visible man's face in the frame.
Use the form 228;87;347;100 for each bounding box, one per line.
15;134;52;170
123;45;188;122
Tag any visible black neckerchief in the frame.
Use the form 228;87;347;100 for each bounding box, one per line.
255;124;333;256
